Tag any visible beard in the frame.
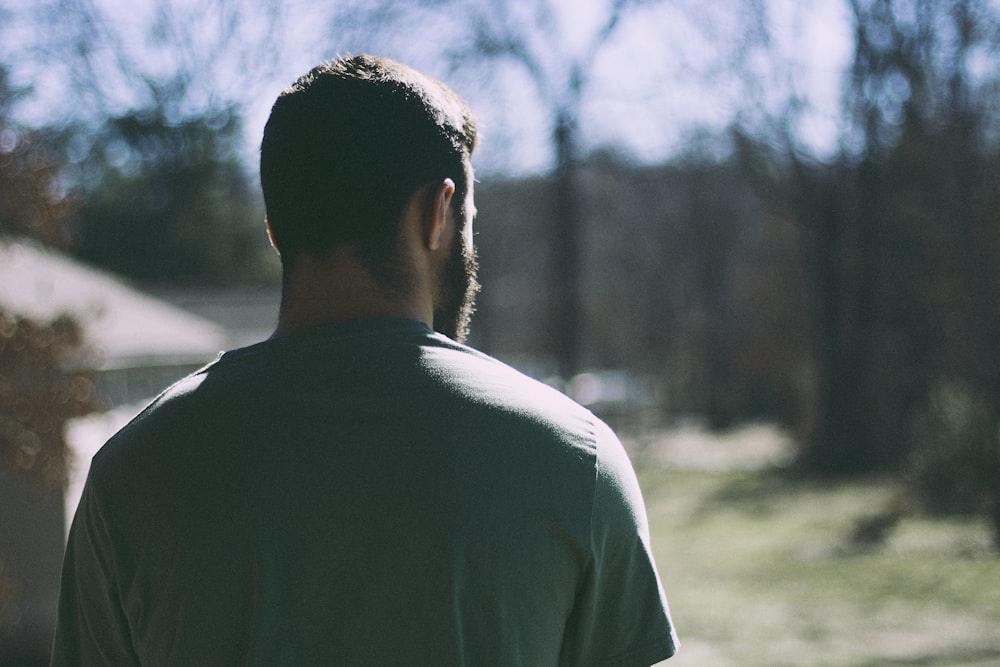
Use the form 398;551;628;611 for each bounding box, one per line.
433;231;480;343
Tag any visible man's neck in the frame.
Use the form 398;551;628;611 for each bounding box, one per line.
271;249;431;339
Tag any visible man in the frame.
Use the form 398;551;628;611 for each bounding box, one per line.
52;54;678;665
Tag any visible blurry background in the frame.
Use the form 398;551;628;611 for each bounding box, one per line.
1;0;999;664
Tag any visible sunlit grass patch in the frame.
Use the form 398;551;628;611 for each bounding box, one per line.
637;446;1000;667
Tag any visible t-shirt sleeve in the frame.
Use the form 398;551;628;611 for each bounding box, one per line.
561;420;679;666
51;473;140;666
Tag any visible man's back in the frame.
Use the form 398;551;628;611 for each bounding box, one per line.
53;317;676;665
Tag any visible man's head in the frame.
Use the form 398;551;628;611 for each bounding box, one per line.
260;54;479;338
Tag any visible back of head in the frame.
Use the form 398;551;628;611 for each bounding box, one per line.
260;54;477;281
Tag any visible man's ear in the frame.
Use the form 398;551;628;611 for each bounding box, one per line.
265;217;280;256
427;178;456;251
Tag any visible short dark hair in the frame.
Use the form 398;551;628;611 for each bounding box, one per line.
260;54;477;281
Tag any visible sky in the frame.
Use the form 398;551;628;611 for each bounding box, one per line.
2;0;854;177
244;0;855;174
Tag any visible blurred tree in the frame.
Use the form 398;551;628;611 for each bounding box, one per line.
829;0;998;474
0;67;72;248
0;306;99;661
738;0;1000;544
65;101;277;285
740;0;1000;481
0;311;99;489
877;0;1000;543
3;0;285;286
0;65;99;486
6;0;286;129
0;66;102;660
476;149;814;433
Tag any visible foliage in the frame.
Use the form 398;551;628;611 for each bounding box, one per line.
755;0;1000;483
2;0;286;130
0;68;100;491
0;67;72;248
66;103;278;285
475;151;814;431
2;1;283;286
0;310;100;489
718;0;1000;543
909;383;1000;519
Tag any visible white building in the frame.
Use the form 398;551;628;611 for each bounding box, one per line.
0;238;230;406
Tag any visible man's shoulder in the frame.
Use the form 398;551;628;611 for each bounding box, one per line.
425;338;591;415
420;337;618;455
88;365;235;483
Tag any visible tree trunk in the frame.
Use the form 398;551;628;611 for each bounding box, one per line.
551;109;582;381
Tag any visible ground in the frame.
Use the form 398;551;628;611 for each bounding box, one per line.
629;424;1000;667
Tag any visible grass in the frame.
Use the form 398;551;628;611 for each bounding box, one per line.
631;427;1000;667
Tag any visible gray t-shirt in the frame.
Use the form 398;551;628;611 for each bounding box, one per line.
53;318;678;665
